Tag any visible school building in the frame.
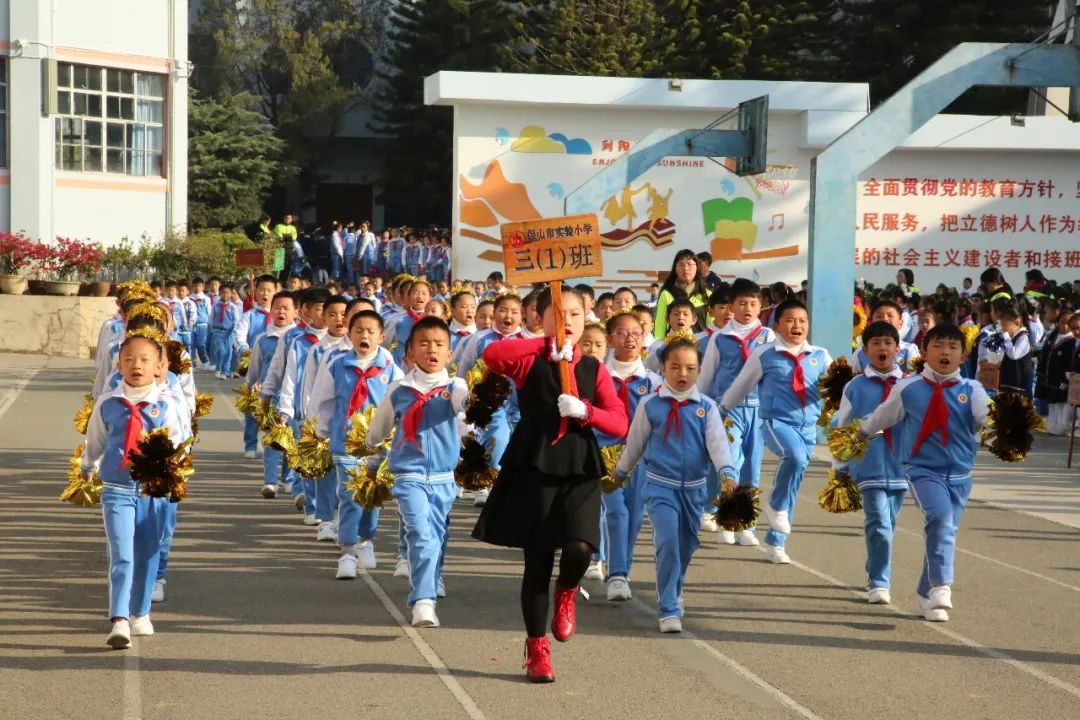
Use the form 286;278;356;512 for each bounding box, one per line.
2;0;188;245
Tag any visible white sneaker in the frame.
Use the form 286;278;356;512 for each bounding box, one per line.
151;579;165;603
927;584;953;609
700;513;720;533
294;495;306;512
260;484;276;499
411;599;440;627
437;577;447;598
393;555;410;577
282;481;293;494
718;530;736;544
130;615;154;637
764;505;791;535
765;543;791;565
336;553;358;580
357;540;377;569
303;513;318;526
584;560;603;581
867;587;891;605
658;616;682;633
206;364;217;372
244;450;257;460
919;595;950;622
473;489;489;507
736;529;759;546
106;619;131;649
316;522;337;541
606;576;632;601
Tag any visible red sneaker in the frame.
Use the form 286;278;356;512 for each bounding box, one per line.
551;584;578;642
524;637;555;683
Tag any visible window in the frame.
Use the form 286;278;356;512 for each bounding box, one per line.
54;63;165;176
0;60;7;167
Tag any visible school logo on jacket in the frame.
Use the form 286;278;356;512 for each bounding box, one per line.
757;335;767;345
149;407;160;418
380;374;388;383
440;390;450;400
958;393;968;404
696;407;706;418
810;357;818;366
638;385;647;394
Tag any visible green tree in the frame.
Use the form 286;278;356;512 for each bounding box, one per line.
372;0;514;225
188;92;287;230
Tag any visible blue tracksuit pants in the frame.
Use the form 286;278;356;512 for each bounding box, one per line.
644;481;708;618
601;465;647;579
393;479;457;605
193;324;209;364
335;457;381;547
761;420;816;548
908;471;971;598
861;486;906;589
102;486;168;620
156;502;178;581
315;467;340;522
727;404;764;488
243;415;259;453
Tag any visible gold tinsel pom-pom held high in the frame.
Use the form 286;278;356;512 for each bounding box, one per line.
464;361;512;429
828;420;873;462
817;356;855;428
982;392;1045;462
288;419;332;479
60;443;102;507
73;393;94;435
712;485;761;532
599;444;625;494
346;459;394;511
818;469;863;513
455;433;498;491
127;428;193;503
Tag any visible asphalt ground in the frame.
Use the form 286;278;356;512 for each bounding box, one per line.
1;353;1079;720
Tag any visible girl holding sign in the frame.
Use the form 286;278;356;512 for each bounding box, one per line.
472;286;629;684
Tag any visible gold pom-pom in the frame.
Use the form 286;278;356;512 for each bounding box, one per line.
127;428;193;502
74;393;94;435
981;392;1045;462
194;392;213;418
263;418;296;454
817;357;855;428
599;444;624;493
346;458;394;510
233;384;260;416
712;484;760;532
853;302;868;348
60;443;102;506
344;405;381;458
818;469;863;513
465;358;488;392
908;356;925;375
961;324;981;356
287;418;332;479
828;420;873;462
165;340;192;375
235;349;252;376
465;364;512;429
253;399;279;431
455;433;498;491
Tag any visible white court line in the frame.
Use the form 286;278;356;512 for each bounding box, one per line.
627;597;825;720
122;645;142;720
359;571;487;720
0;367;41;422
772;549;1080;701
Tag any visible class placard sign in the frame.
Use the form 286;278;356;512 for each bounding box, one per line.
500;213;603;286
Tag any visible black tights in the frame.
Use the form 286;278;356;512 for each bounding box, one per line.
521;541;592;638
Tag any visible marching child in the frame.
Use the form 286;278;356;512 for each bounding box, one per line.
364;317;466;627
312;310;403;577
190;277;212;367
698;279;774;545
697;285;732;355
209;285;239;381
472;287;628;683
448;290;477;354
475;299;495;332
404;233;423;277
721;299;831;564
233;275;276;455
245;291;298;499
615;333;736;633
1037;310;1076;435
175;280;197;360
832;321;907;604
81;329;188;649
645;298;698;373
391;280;433;366
578;323;608;362
599;311;661;601
633;304;658;358
850;300;920;373
859;324;989;621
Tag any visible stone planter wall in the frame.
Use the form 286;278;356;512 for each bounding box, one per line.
0;295;117;359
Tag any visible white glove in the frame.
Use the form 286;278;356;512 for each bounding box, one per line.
549;339;574;363
557;394;587;419
456;411;475;438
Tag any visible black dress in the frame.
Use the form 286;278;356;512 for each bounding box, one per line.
472;355;604;551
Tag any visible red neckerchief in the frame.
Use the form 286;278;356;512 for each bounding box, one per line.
347;364;384;419
407;308;424;323
218;303;225;322
120;399;149;469
401;386;445;449
664;398;692;440
911;377;959;456
613;377;631;415
779;350;810;406
868;374;898;449
734;326;766;360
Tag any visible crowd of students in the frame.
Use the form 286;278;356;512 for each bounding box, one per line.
75;250;1064;683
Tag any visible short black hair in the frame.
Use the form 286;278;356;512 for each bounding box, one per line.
614;286;637;299
177;279;190;289
696;251;713;265
302;287;331;307
996;306;1021;323
347;297;376;313
208;275;221;283
271;291;295;306
450;290;475;307
861;321;899;347
871;299;903;318
709;284;733;308
487;271;504;282
730;278;761;299
535;287;581;317
192;276;205;285
255;274;277;287
605;310;644;335
407;316;451;348
324;294;349;309
924;323;964;345
573;283;595;301
666;297;696;319
597;291;615;304
773;298;808;323
349;309;384;331
631;303;652;315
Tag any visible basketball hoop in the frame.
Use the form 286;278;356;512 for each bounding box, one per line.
752;164;798;197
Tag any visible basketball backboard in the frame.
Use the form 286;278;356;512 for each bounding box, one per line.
735;95;769;176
